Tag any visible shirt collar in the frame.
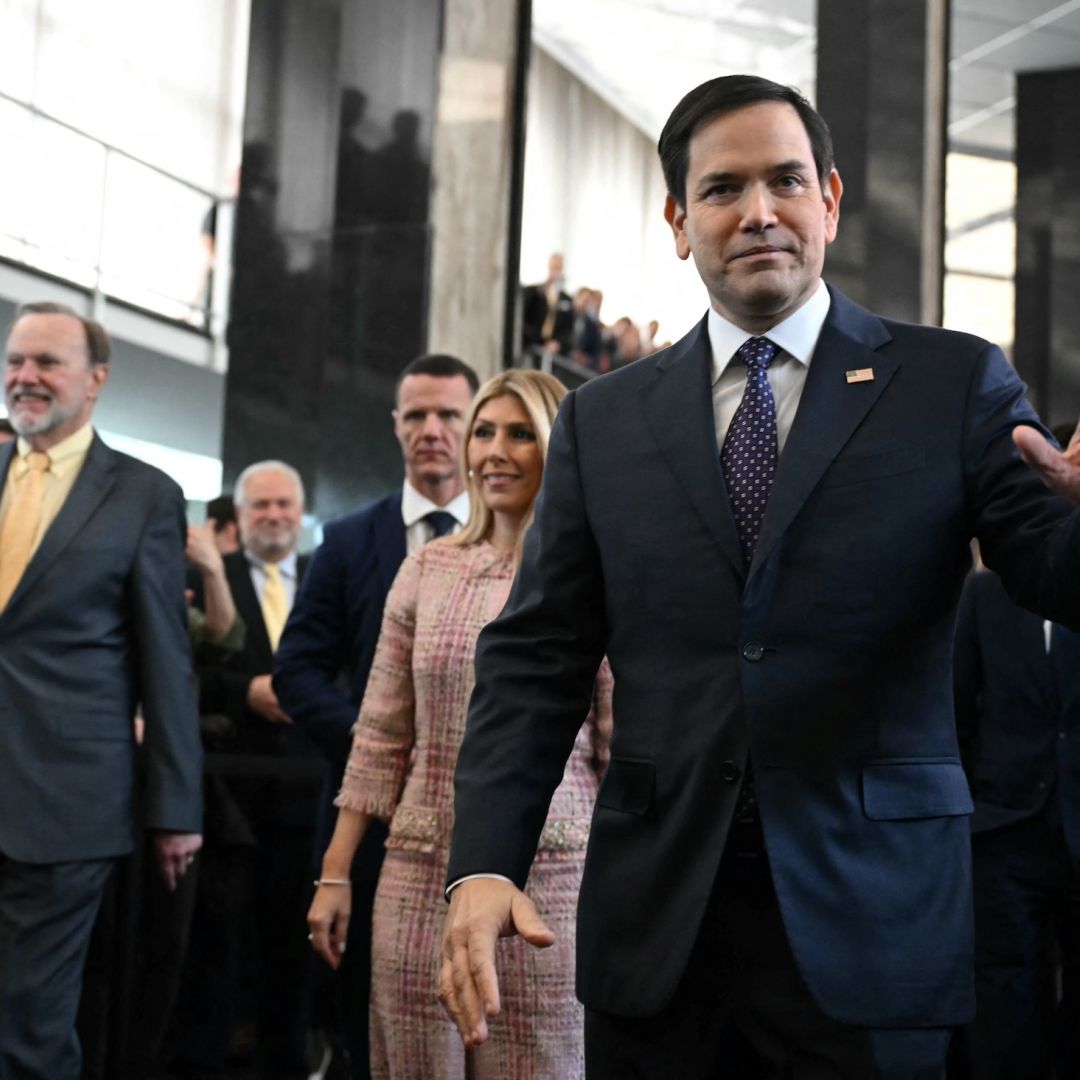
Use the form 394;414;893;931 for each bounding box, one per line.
245;548;298;580
707;280;831;386
401;481;471;529
14;423;94;478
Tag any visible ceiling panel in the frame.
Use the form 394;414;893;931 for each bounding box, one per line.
534;0;1080;158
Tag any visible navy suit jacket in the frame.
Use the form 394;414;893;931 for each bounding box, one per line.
273;491;406;769
953;568;1080;854
449;286;1080;1029
0;433;203;863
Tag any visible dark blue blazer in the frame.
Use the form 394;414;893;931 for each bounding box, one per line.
953;568;1080;854
273;491;406;769
0;434;203;862
449;286;1080;1029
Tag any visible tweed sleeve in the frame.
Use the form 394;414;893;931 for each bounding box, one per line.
335;550;422;818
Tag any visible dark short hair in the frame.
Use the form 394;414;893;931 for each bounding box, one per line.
205;494;236;530
394;353;480;400
658;74;835;205
13;300;111;366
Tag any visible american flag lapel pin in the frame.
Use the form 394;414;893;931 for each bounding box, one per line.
845;368;874;384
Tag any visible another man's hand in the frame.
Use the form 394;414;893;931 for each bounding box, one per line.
1014;422;1080;503
438;878;555;1047
185;522;224;576
246;674;292;724
154;831;203;892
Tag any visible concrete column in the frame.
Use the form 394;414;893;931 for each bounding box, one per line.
816;0;949;325
427;0;529;380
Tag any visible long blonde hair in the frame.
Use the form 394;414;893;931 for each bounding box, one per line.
449;369;567;561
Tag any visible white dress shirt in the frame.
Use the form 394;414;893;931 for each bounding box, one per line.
401;482;470;554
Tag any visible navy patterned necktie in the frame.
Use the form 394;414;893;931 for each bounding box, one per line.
423;510;457;538
720;337;779;564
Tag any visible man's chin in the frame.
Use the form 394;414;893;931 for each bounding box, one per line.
8;411;57;437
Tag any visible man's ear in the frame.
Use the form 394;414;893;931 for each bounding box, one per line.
89;363;110;400
664;195;692;262
823;168;843;245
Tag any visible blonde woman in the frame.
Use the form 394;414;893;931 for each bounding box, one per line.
308;369;611;1079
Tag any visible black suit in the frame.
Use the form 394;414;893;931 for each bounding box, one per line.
178;550;322;1080
952;569;1080;1079
450;288;1080;1074
0;433;202;1080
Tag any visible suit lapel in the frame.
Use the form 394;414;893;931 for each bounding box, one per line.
641;318;744;576
226;552;274;664
749;290;898;580
374;493;407;593
3;434;117;611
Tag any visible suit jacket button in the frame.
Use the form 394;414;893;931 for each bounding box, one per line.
742;642;764;662
720;761;741;783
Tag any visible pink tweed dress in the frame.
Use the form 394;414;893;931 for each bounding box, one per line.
336;539;612;1080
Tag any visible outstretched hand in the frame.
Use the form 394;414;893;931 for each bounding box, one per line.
438;878;555;1047
1014;423;1080;504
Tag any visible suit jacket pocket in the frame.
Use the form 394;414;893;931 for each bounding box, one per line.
821;447;927;489
862;759;974;820
596;757;654;816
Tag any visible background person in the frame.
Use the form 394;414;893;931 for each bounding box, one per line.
274;354;478;1078
308;370;611;1079
0;300;202;1079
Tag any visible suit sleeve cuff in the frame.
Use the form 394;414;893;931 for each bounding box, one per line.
444;873;515;902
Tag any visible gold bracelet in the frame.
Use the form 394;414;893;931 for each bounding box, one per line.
314;878;352;886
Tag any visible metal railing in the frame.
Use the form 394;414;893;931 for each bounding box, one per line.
0;88;232;358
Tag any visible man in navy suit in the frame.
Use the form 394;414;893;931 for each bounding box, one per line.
953;565;1080;1079
0;302;202;1079
274;353;477;1077
440;75;1080;1078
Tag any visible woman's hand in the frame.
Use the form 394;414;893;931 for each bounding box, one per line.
307;879;352;969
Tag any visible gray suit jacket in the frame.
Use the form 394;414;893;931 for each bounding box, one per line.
0;432;203;863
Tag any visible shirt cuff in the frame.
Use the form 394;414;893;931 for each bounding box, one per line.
444;873;515;901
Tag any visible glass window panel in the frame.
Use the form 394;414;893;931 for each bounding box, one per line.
943;272;1014;353
98;155;215;322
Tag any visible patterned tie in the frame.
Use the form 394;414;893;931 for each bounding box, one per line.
423;510;457;539
261;562;288;651
0;450;51;611
720;337;779;564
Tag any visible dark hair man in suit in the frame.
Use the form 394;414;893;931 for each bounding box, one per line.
439;75;1080;1078
273;352;478;1078
0;301;202;1079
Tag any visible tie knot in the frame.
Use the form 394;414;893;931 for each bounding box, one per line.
424;510;457;538
263;562;281;580
25;451;50;473
736;337;777;371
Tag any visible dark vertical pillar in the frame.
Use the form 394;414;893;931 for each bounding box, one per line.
1015;68;1080;427
816;0;949;325
221;0;444;519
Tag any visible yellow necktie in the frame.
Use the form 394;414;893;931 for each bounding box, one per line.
261;562;288;651
0;451;51;611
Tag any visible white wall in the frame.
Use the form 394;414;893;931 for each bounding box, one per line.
520;44;707;346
